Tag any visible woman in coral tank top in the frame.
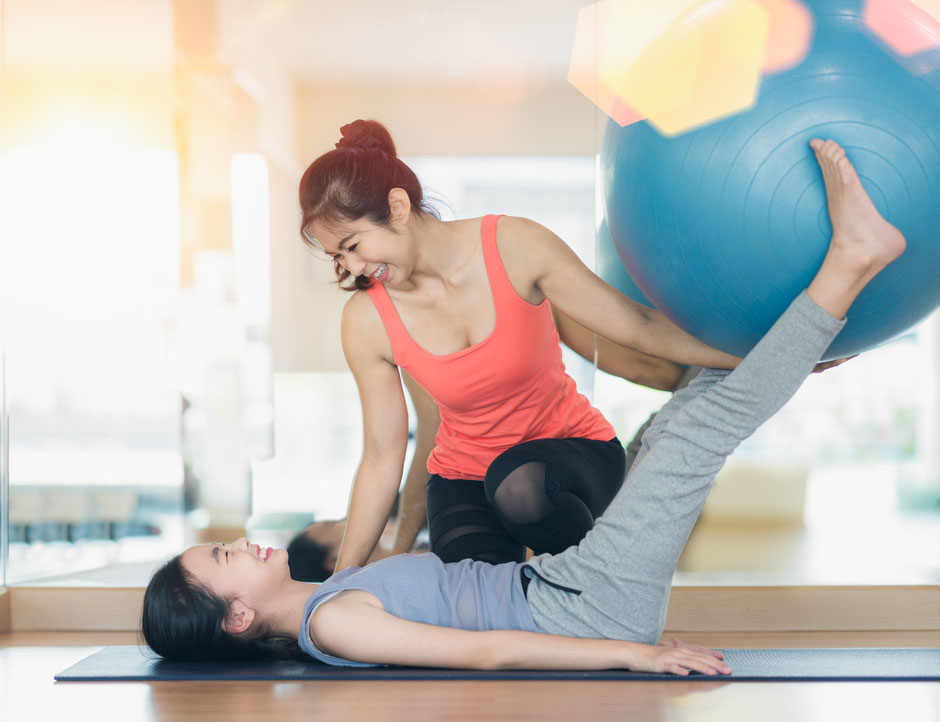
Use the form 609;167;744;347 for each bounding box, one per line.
299;120;742;573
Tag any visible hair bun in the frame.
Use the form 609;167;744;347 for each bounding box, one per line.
335;119;396;156
336;133;384;152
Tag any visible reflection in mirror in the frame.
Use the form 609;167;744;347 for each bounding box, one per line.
0;0;274;584
1;346;8;588
0;0;937;590
1;144;185;582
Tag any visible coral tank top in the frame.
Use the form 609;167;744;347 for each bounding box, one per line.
366;215;615;480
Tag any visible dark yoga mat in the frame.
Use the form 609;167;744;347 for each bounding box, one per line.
56;646;940;682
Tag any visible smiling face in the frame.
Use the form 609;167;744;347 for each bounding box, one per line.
305;186;416;289
180;537;291;612
310;216;412;287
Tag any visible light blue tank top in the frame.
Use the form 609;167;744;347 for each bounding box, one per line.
297;553;540;666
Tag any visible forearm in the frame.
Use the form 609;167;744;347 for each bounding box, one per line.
631;307;740;370
597;337;684;390
390;457;428;554
553;306;684;390
480;631;648;671
393;370;437;553
486;632;730;676
335;461;403;571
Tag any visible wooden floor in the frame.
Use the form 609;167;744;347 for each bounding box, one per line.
2;632;938;722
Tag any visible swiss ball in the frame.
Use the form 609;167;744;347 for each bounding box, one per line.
602;0;940;359
596;218;653;309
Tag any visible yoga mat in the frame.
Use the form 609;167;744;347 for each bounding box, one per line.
56;646;940;682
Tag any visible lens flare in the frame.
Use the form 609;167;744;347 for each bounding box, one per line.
864;0;940;56
569;0;780;135
756;0;815;72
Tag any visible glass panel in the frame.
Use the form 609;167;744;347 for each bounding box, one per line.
1;145;184;583
1;345;8;588
0;0;272;582
2;0;935;589
0;0;181;581
587;3;940;583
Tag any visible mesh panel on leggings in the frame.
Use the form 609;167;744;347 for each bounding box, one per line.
427;477;525;564
490;462;552;525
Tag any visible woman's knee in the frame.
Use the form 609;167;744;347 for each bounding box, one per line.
486;462;551;525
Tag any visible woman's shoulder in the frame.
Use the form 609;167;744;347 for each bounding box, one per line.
340;290;394;364
342;288;382;325
439;216;488;244
493;216;565;256
491;217;570;301
496;215;554;235
439;215;554;250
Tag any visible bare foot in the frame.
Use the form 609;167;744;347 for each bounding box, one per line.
810;138;906;274
805;138;906;319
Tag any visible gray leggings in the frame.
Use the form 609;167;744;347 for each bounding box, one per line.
525;292;844;644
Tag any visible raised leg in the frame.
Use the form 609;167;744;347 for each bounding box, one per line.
525;139;906;644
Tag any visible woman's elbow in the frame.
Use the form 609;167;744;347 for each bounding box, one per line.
360;437;408;473
652;365;686;392
467;633;515;670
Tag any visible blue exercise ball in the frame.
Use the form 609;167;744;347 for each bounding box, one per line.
602;0;940;360
596;218;653;308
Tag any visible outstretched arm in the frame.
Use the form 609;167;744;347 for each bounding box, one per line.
310;593;730;675
551;306;685;391
499;217;741;370
334;294;410;572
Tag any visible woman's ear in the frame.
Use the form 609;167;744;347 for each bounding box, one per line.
387;187;412;226
221;599;256;635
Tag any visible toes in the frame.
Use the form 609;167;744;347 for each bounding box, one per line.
814;140;845;162
810;138;846;165
836;156;859;184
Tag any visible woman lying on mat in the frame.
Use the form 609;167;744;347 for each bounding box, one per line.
142;140;903;675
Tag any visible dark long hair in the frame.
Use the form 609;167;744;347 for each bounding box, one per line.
141;555;308;663
298;119;436;291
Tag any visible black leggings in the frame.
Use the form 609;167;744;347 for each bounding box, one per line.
427;437;626;564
